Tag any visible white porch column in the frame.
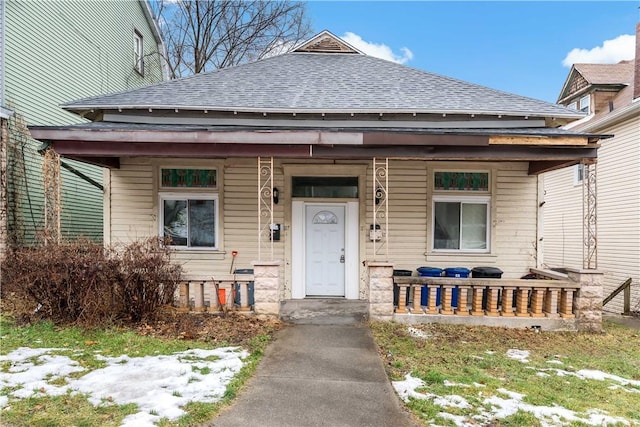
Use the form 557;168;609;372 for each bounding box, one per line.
252;260;282;316
567;268;603;332
368;261;394;320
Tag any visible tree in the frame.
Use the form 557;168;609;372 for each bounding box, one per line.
152;0;312;78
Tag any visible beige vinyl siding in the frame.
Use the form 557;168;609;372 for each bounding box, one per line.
595;117;640;313
543;115;640;313
541;167;583;269
110;158;541;301
3;0;164;245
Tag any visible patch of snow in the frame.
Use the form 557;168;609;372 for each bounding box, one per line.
393;374;633;426
506;349;530;363
0;346;248;425
546;359;564;365
485;350;496;355
444;380;470;388
434;394;470;409
392;373;432;403
406;327;430;340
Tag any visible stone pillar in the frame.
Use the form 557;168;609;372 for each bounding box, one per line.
567;268;603;332
252;260;282;316
368;261;394;321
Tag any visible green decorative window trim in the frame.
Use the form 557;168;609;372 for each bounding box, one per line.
161;168;217;188
434;172;488;191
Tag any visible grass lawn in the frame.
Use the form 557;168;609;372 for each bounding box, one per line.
371;320;640;427
0;313;281;427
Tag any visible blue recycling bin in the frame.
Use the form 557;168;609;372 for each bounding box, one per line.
417;267;443;306
233;269;254;306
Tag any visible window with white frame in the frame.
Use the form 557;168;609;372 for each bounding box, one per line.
159;168;218;249
567;101;577;111
579;94;590;114
431;170;491;252
433;196;490;251
574;163;584;185
134;30;144;75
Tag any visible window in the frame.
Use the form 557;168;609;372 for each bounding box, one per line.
160;195;218;249
567;101;577;111
433;196;490;252
134;30;144;75
574;163;584;185
292;176;358;198
579;95;590;114
159;167;219;249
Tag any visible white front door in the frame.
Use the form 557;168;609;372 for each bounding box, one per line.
305;205;345;296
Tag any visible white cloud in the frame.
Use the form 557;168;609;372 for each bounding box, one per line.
562;34;635;66
341;32;413;64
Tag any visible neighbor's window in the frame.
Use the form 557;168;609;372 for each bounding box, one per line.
159;168;218;249
433;196;490;251
579;95;590;114
567;101;577;111
574;163;584;185
134;30;144;75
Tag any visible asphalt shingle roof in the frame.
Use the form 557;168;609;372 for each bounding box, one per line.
574;61;633;86
65;52;579;118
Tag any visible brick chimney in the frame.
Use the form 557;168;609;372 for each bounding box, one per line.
635;22;640;100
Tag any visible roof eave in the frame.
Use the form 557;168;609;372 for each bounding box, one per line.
63;105;585;121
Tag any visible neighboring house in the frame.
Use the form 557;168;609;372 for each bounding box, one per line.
31;31;606;329
542;23;640;315
0;0;166;253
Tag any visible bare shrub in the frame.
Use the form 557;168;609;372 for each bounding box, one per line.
1;239;120;325
1;237;182;325
117;237;182;323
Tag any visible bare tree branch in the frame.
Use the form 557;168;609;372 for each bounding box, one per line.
150;0;312;79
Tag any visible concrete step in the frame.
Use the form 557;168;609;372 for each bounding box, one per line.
280;299;369;325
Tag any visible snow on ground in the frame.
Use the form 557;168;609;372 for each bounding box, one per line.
406;327;431;340
0;346;248;426
506;349;530;363
392;372;636;426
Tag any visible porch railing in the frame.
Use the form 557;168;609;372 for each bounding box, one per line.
393;273;579;318
176;274;254;312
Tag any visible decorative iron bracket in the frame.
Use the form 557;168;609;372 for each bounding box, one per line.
258;157;274;261
582;162;597;269
373;157;389;261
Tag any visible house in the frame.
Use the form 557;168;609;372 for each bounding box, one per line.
542;23;640;315
0;0;166;253
30;31;606;331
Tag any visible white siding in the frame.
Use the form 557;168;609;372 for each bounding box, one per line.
543;116;640;313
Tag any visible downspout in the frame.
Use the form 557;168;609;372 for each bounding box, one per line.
37;141;104;192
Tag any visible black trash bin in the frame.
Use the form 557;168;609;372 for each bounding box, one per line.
234;268;254;306
393;269;412;307
472;267;505;310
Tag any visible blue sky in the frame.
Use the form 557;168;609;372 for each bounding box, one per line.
307;1;638;103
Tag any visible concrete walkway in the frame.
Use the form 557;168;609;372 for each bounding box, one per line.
210;324;419;427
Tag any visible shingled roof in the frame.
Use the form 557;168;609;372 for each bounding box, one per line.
64;32;579;120
574;61;633;85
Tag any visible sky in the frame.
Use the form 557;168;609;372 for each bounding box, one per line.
307;1;638;103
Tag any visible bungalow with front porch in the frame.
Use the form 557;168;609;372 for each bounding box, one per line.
30;31;605;331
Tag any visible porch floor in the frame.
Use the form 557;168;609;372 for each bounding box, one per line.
280;298;369;325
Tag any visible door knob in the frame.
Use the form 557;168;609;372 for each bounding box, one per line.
340;255;345;263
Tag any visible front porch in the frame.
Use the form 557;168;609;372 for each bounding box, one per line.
176;264;603;331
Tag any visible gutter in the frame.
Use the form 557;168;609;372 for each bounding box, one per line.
140;0;170;81
573;100;640;133
37;141;104;192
